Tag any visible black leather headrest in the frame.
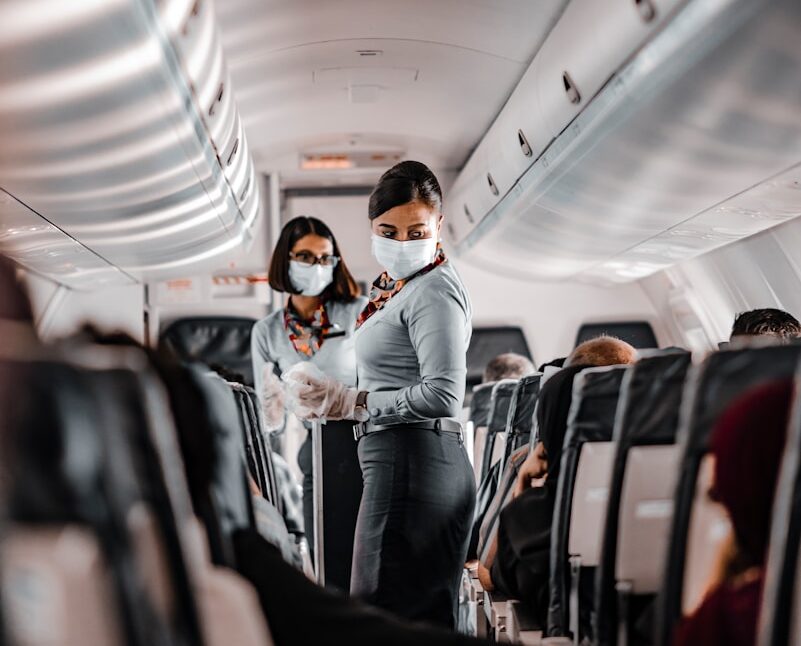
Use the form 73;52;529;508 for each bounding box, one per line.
469;381;495;426
614;351;691;446
511;374;542;436
487;380;518;434
187;366;251;536
159;317;257;386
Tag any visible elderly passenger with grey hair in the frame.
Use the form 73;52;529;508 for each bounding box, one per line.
482;352;535;383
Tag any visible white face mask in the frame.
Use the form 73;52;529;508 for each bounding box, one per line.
371;235;438;280
289;261;334;296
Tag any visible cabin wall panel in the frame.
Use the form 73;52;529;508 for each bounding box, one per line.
24;271;145;343
640;215;801;350
452;259;667;363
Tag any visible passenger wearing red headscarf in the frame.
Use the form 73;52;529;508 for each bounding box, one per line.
673;379;795;646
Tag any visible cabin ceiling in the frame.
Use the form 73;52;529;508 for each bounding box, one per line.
215;0;568;187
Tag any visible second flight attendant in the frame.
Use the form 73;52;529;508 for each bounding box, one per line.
251;216;366;592
286;161;476;628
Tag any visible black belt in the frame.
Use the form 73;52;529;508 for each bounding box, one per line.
353;418;463;442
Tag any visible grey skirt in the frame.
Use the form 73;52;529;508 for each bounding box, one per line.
350;425;476;628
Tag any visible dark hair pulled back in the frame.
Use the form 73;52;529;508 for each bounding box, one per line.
368;160;442;220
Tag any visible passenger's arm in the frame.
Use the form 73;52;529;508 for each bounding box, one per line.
366;282;469;425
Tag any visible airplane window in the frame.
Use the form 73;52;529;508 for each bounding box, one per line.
575;321;658;349
466;325;533;391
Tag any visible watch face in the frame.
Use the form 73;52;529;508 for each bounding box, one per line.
355;407;370;422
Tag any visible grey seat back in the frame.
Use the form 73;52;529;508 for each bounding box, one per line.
594;350;691;646
657;342;801;646
758;365;801;646
548;365;628;639
479;380;519;486
616;444;681;593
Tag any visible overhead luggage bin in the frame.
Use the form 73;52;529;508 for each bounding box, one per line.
445;0;569;245
448;0;801;284
0;0;261;286
535;0;684;140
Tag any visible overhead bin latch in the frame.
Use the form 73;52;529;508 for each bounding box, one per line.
487;173;499;197
518;129;533;158
634;0;657;23
562;72;581;105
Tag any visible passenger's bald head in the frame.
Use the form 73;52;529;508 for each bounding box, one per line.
565;336;637;368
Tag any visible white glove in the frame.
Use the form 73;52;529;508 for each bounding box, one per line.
259;365;286;432
283;362;358;421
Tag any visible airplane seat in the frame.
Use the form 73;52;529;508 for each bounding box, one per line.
593;350;692;646
476;448;530;566
179;366;256;567
567;440;616;567
656;343;801;646
180;516;274;646
757;367;801;646
680;455;731;616
468;379;519;562
500;374;542;472
158;316;258;387
470;381;497;485
479;380;519;489
0;359;174;646
547;365;628;642
471;375;544;636
103;352;276;646
229;382;281;510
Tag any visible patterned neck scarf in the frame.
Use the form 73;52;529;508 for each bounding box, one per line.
356;244;446;330
284;299;334;357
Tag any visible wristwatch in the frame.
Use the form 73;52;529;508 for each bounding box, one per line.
354;391;370;422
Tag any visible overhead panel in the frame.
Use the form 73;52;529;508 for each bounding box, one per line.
448;0;801;284
215;0;570;186
0;0;260;285
0;190;134;290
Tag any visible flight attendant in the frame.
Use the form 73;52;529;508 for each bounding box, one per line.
251;216;366;592
286;161;476;628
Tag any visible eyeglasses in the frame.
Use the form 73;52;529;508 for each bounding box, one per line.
290;251;340;267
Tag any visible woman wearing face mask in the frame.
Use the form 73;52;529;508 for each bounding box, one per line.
285;161;475;628
251;216;367;592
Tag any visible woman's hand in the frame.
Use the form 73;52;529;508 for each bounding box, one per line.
283;362;358;421
260;366;286;432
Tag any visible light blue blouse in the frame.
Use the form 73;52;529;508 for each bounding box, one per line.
251;297;368;395
355;261;472;426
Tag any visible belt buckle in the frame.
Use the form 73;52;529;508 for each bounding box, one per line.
353;422;366;442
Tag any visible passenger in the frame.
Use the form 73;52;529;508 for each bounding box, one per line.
565;334;638;367
482;352;535;383
285;160;475;628
514;336;636;499
730;308;801;343
251;216;367;592
480;337;636;625
672;380;794;646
